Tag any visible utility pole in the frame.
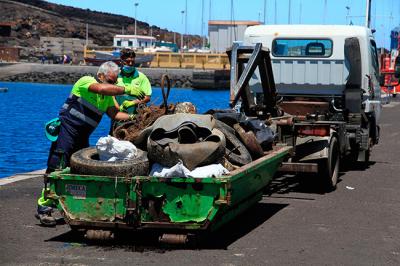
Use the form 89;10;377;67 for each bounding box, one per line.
288;0;291;24
134;2;139;35
365;0;372;28
274;0;277;24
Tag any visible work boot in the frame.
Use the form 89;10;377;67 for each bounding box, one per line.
35;205;56;227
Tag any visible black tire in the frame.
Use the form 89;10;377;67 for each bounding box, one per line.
319;137;339;191
215;120;252;166
70;147;149;176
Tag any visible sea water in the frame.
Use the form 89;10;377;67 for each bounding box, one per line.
0;82;229;178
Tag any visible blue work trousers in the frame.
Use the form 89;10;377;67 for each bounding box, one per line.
46;119;90;173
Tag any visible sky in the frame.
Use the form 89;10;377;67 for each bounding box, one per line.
46;0;400;49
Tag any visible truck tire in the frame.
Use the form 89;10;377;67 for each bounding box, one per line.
70;147;149;176
320;137;339;191
215;120;252;166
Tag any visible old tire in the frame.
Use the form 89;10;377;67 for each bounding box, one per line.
320;137;339;191
215;120;252;166
70;147;149;176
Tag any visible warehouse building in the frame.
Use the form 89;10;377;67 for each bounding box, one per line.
208;20;261;53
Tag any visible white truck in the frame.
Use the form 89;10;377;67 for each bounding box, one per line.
235;25;387;190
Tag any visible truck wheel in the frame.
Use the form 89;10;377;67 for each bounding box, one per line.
215;120;252;166
320;137;339;191
70;147;149;176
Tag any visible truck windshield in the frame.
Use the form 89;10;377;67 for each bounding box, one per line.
272;39;333;57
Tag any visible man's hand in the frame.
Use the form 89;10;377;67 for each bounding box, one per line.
119;100;137;112
124;85;145;99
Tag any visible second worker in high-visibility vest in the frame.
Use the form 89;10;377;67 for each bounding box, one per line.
111;48;152;131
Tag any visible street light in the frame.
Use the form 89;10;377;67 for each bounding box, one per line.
346;6;350;25
181;10;185;51
134;2;139;36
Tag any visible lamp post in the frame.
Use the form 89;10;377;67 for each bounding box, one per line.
345;6;350;25
134;2;139;36
185;0;188;48
181;10;185;52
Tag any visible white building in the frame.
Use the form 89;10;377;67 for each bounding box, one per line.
208;20;261;53
113;35;156;49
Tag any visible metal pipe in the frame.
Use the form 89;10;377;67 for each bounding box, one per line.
365;0;372;28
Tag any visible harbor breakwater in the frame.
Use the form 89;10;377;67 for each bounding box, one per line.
0;63;229;89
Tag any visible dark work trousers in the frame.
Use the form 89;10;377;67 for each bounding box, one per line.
46;119;90;173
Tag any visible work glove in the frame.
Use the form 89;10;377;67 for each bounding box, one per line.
119;100;137;112
124;84;145;99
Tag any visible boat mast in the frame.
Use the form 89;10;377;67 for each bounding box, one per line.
264;0;267;24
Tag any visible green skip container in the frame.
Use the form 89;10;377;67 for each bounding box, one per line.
47;146;291;240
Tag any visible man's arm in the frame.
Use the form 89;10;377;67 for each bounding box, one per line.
88;83;125;96
131;95;151;106
106;106;130;120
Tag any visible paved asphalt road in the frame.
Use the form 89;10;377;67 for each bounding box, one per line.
1;101;400;265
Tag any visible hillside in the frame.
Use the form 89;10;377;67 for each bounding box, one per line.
0;0;201;58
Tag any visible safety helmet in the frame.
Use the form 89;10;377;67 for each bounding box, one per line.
45;118;61;142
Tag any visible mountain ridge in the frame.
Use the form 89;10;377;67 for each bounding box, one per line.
0;0;201;59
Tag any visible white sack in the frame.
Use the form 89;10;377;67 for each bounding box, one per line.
96;135;138;161
150;162;229;178
189;164;229;178
150;161;191;178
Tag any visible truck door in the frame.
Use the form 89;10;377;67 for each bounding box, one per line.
367;39;382;122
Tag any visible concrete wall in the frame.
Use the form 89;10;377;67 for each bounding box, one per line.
40;37;94;61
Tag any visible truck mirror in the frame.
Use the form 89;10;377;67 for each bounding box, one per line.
379;74;386;87
395;57;400;79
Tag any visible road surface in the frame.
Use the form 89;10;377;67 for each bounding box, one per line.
1;101;400;265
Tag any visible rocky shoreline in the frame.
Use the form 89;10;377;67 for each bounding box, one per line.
0;71;194;88
0;63;230;89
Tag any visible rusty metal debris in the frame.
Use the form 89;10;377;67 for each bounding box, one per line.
158;233;189;245
233;123;264;159
85;229;114;241
113;104;175;142
113;74;176;142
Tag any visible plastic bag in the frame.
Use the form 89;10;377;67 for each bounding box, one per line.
96;135;138;161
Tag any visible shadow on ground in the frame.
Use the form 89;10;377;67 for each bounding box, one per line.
265;159;376;196
46;202;288;251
